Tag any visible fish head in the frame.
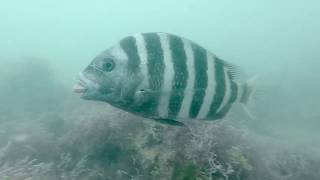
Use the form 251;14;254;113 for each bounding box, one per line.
73;45;129;103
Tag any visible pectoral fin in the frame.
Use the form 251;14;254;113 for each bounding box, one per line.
153;118;185;126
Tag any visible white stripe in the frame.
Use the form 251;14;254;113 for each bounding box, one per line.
177;39;195;119
133;34;149;89
157;33;174;118
196;52;216;119
216;66;231;113
110;43;128;63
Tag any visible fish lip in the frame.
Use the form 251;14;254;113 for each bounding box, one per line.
73;79;88;94
74;72;99;95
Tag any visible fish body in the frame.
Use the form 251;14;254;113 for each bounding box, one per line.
74;33;253;125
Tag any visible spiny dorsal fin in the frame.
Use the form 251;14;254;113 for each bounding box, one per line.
216;57;246;82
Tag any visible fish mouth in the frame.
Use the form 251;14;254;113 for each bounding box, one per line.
73;72;99;95
73;80;88;94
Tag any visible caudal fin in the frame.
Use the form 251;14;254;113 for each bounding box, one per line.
240;76;259;104
239;76;260;120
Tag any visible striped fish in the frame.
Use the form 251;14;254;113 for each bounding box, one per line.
73;33;255;126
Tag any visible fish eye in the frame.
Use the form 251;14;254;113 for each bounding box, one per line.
102;58;115;72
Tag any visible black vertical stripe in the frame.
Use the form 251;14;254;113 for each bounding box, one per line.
207;57;226;118
135;33;165;116
144;33;165;92
120;36;140;74
228;81;238;104
189;43;208;118
167;35;188;118
213;80;238;119
119;36;141;107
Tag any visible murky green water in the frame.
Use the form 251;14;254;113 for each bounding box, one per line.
0;0;319;179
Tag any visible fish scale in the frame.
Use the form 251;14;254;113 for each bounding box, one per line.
189;42;208;118
142;33;165;116
119;36;140;107
168;34;188;118
206;57;226;119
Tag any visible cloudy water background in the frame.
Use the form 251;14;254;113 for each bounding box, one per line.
0;0;319;179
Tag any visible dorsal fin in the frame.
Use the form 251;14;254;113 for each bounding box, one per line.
216;57;246;82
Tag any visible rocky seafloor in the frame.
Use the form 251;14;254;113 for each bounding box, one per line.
0;60;319;180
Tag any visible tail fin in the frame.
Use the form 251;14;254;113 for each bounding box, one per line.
240;76;259;104
239;76;259;120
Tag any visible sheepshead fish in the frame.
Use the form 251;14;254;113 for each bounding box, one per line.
73;33;255;126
